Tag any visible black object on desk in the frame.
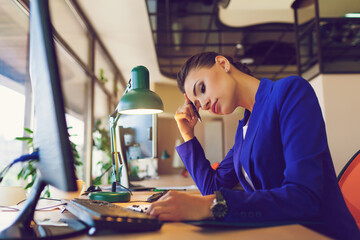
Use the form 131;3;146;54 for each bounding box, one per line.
82;186;102;196
147;190;168;202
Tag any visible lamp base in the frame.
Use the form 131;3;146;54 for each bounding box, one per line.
88;191;130;202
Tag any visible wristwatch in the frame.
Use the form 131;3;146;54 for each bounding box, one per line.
210;191;228;220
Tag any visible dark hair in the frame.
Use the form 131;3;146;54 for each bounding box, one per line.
177;52;252;93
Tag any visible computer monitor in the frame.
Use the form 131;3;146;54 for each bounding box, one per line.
117;114;158;191
0;0;85;238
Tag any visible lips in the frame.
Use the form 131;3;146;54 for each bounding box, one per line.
212;100;218;114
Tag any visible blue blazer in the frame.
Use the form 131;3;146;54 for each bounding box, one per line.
176;76;359;239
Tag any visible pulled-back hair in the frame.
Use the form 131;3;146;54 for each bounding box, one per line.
177;52;252;93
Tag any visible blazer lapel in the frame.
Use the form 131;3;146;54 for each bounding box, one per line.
239;78;273;189
240;106;261;189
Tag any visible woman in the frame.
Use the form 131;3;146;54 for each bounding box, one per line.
146;52;359;239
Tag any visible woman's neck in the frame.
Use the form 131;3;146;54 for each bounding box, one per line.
234;71;260;112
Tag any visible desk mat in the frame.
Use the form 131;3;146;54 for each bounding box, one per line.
185;220;321;229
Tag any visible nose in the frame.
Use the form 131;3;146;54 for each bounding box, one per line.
199;98;211;111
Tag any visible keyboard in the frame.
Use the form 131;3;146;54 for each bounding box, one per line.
66;198;162;235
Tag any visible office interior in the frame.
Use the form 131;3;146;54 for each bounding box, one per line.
0;0;359;196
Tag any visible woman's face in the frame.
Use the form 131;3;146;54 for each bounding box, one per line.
184;62;237;115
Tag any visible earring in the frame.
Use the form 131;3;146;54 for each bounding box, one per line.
225;64;229;72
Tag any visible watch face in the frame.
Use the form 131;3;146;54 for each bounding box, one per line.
212;202;228;219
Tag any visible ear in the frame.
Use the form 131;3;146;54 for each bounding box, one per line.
215;56;230;72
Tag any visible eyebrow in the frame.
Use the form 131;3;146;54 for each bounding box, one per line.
193;80;199;97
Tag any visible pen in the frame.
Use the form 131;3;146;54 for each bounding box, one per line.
190;101;202;122
153;188;187;191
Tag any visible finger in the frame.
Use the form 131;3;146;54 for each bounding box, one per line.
177;100;196;120
175;113;192;123
146;203;160;215
175;106;195;121
148;204;182;222
148;204;170;217
158;191;170;201
185;105;195;119
184;93;191;104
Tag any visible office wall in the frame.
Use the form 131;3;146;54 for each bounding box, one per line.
310;74;360;174
157;115;207;174
154;83;184;116
319;0;360;17
157;117;182;174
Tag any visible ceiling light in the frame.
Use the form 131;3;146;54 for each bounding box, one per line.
240;58;254;65
344;13;360;18
236;43;243;50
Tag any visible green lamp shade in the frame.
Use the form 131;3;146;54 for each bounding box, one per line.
117;66;164;114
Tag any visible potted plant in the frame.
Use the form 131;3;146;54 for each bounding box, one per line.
92;120;112;185
14;127;82;197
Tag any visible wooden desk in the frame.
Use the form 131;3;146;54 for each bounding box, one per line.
133;174;196;188
0;175;330;240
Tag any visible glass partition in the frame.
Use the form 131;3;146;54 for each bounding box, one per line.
95;41;116;96
49;0;89;64
55;43;88;116
0;0;30;186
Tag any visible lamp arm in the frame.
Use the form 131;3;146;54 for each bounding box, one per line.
109;111;125;189
107;79;131;191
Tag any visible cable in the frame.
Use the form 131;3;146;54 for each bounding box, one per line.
12;151;39;164
116;182;133;195
0;151;39;183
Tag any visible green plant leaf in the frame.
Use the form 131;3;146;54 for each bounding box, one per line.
24;128;33;134
102;161;112;171
93;177;102;186
42;185;50;198
17;167;26;180
15;137;32;141
23;164;36;180
25;179;35;190
74;159;83;166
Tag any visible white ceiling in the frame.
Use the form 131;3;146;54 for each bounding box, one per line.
219;0;295;27
77;0;175;87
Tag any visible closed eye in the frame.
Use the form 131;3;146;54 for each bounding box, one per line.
200;83;205;94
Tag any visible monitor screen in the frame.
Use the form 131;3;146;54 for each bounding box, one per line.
117;114;158;190
0;0;81;238
29;0;77;192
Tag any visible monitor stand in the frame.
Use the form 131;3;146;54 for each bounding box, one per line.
0;179;88;239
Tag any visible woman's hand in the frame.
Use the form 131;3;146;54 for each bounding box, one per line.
146;191;215;222
174;94;199;142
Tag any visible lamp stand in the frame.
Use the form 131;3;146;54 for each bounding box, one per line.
88;111;131;203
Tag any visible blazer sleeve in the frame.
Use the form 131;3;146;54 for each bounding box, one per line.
176;137;239;195
222;77;328;222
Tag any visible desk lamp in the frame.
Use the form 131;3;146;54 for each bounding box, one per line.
89;66;163;202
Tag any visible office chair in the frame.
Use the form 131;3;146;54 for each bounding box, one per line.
338;150;360;229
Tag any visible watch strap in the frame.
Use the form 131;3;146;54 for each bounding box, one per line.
215;191;224;202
